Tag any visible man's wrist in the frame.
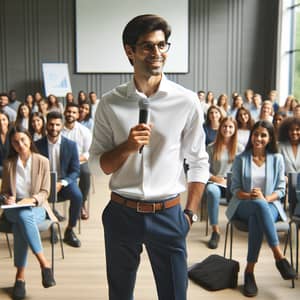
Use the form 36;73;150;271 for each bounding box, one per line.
183;209;198;224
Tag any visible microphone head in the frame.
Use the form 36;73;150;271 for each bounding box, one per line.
138;98;150;110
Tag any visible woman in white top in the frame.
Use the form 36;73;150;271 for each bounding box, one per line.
205;117;243;249
0;126;56;299
278;117;300;174
236;107;254;150
259;100;273;123
226;120;296;297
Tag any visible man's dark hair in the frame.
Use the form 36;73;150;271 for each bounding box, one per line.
122;14;171;65
0;93;9;98
65;103;79;111
47;111;63;123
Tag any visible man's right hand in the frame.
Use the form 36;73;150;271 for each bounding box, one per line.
126;123;152;153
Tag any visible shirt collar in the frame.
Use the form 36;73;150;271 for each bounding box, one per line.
17;154;32;169
47;134;62;145
126;74;169;100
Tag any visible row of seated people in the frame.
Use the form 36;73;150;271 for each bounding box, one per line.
203;117;298;297
0;103;92;221
197;89;298;120
0;91;98;133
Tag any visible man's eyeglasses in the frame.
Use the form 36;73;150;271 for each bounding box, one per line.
134;41;171;53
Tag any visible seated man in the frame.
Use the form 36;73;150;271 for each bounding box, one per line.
35;111;82;248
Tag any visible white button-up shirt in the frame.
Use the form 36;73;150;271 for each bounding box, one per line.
89;75;209;201
16;155;32;200
62;121;92;161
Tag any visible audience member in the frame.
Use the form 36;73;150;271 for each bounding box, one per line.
236;107;254;149
62;104;92;220
216;93;229;117
243;89;254;110
15;103;31;130
280;95;296;117
35;111;82;247
29;112;46;141
65;92;75;105
226;120;296;297
259;100;273;122
250;93;262;121
0;111;11;176
228;94;243;118
38;98;49;121
89;91;100;119
197;90;209;117
8;89;22;112
24;93;38;113
206;91;215;106
268;89;279;113
77;90;88;106
205;117;243;249
293;103;300;118
0;126;56;299
203;105;223;146
278;117;300;173
33;91;44;106
0;93;17;122
78;101;94;130
47;94;64;114
272;111;287;140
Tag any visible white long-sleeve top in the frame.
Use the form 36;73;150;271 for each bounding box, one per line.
88;75;209;201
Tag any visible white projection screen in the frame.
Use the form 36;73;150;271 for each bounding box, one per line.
75;0;189;73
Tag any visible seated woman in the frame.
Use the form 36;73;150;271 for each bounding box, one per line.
78;101;94;131
278;117;300;173
0;126;56;300
203;105;223;146
236;107;254;150
206;117;243;249
15;103;32;130
0;110;11;177
226;120;296;297
29;112;47;141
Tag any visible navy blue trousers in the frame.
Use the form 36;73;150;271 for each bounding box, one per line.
102;200;190;300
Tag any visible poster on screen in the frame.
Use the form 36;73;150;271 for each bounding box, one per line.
42;63;72;97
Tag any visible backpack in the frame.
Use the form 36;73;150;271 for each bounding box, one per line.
188;254;240;291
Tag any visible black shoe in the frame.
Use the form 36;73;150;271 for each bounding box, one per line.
276;258;297;280
41;267;56;288
208;232;220;249
12;280;26;300
53;209;66;222
243;272;258;297
63;228;81;248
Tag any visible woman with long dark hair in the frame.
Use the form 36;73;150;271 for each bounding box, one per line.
226;121;296;297
0;126;56;299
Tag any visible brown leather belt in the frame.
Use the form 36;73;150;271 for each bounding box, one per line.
110;192;180;213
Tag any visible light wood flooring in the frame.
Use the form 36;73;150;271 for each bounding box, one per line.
0;173;299;300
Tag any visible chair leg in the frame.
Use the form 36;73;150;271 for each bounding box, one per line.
296;223;299;274
288;222;295;288
229;222;233;260
5;233;12;258
224;222;229;257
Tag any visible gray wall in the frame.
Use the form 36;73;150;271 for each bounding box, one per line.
0;0;278;100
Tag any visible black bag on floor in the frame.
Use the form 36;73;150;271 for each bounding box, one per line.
188;254;240;291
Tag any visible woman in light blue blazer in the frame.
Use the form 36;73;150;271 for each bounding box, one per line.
226;120;296;297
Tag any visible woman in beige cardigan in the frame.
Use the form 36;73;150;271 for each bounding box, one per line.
0;126;56;300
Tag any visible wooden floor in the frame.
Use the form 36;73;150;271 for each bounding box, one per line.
0;173;299;300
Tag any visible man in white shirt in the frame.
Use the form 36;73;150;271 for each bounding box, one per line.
0;93;17;122
89;14;209;300
88;91;100;119
62;103;92;220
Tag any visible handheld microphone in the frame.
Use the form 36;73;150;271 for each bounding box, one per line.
138;98;150;153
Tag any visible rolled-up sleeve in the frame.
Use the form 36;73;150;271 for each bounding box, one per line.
183;100;209;183
88;99;114;175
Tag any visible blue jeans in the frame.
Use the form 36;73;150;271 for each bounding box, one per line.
102;200;189;300
4;206;46;267
234;199;279;262
206;183;225;225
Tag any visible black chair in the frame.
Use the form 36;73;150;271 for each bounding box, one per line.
287;173;300;279
0;215;12;257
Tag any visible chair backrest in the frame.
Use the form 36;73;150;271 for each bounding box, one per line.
48;171;57;204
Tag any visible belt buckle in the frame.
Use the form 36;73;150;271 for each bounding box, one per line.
136;202;155;213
